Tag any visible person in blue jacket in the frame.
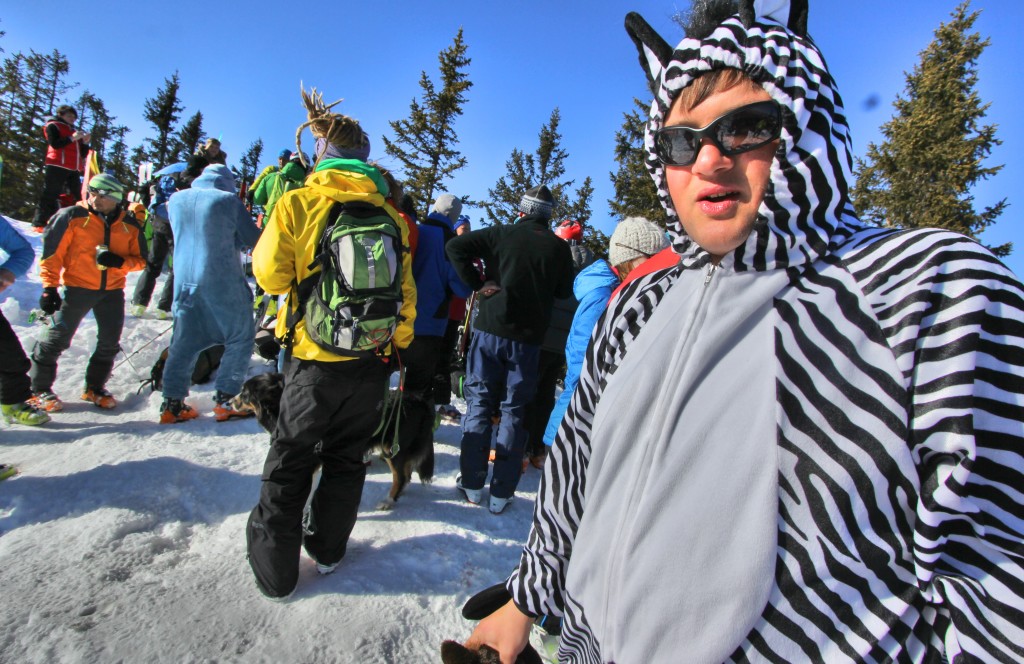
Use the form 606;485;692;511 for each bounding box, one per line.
543;217;668;446
397;193;473;462
0;218;49;426
158;164;262;423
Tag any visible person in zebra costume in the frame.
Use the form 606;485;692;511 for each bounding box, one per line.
461;1;1024;662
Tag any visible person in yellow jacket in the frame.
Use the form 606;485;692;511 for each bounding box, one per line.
245;88;416;599
30;173;147;411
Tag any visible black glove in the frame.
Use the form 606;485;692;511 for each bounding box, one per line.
39;287;61;315
96;250;125;269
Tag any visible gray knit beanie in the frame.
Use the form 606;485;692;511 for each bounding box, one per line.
609;217;670;267
519;184;555;219
432;193;463;224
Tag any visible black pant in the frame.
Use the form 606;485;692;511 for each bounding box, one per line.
246;356;389;598
524;349;565;458
32;166;81;228
132;221;174;311
29;287;125;392
0;310;32;405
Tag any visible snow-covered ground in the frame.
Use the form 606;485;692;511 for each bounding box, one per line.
0;217;540;663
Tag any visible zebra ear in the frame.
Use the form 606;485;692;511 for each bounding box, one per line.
740;1;809;36
625;12;673;94
788;0;809;36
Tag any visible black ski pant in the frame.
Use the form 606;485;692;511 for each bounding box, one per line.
0;310;32;405
32;166;81;228
132;223;174;311
434;318;461;405
247;355;389;598
524;349;565;459
30;287;125;393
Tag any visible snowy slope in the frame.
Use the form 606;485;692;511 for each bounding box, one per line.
0;217;540;663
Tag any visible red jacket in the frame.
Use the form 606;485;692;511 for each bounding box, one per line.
43;118;87;173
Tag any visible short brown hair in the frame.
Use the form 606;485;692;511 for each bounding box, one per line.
56;104;77;118
674;68;760;112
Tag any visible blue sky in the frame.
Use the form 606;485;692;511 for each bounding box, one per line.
3;0;1022;274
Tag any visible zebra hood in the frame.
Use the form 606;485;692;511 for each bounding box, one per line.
626;0;850;271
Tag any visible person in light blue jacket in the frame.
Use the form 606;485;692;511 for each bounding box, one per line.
159;164;262;423
0;217;49;426
543;217;668;445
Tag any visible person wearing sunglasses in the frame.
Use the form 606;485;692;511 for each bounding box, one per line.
30;172;147;412
456;2;1024;663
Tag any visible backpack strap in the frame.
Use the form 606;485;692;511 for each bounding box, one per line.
279;201;344;359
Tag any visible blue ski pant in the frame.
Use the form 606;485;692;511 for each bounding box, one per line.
459;330;540;500
161;285;254;400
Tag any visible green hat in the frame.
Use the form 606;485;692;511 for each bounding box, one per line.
87;173;125;201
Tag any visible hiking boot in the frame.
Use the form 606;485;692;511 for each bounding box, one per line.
213;391;254;422
159;398;199;424
28;391;64;412
81;387;117;409
455;475;482;505
130;304;146;317
489;495;512;515
1;402;51;426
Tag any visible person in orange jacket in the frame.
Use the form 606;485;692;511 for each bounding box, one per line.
29;173;147;411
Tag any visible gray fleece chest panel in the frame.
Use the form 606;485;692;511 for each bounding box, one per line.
567;262;789;662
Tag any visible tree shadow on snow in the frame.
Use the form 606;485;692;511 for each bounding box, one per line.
0;456;259;533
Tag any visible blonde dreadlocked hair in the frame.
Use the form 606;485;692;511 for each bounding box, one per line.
295;84;369;169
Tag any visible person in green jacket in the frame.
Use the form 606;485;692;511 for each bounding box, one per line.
251;152;308;225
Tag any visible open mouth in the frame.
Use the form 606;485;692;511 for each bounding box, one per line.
700;191;739;203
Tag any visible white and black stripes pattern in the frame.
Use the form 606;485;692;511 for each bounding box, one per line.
506;6;1024;662
645;17;854;273
512;226;1024;662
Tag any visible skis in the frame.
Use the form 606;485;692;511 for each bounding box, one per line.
450;291;478;400
80;150;100;198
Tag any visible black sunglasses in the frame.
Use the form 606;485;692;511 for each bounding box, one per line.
653;100;782;166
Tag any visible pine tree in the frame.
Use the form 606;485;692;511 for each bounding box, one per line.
383;28;472;216
171;111;204;163
238;138;264;186
852;2;1008;256
0;48;73;218
74;91;112;158
485;108;574;225
142;71;184;169
104;124;135;191
609;98;669;227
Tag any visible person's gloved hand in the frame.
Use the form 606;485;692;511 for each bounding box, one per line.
39;287;61;314
96;250;125;269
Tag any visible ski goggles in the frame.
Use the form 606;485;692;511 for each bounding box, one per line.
88;186;123;202
653;100;783;166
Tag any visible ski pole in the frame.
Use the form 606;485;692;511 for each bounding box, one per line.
114;323;172;370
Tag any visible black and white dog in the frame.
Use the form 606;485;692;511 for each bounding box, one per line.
232;372;435;510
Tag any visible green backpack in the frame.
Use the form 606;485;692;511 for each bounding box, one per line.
291;201;404;357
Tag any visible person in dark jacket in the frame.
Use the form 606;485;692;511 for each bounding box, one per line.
131;176;178;319
31;105;90;230
445;185;574;513
523;219;595;468
396;193;473;483
180;138;227;188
